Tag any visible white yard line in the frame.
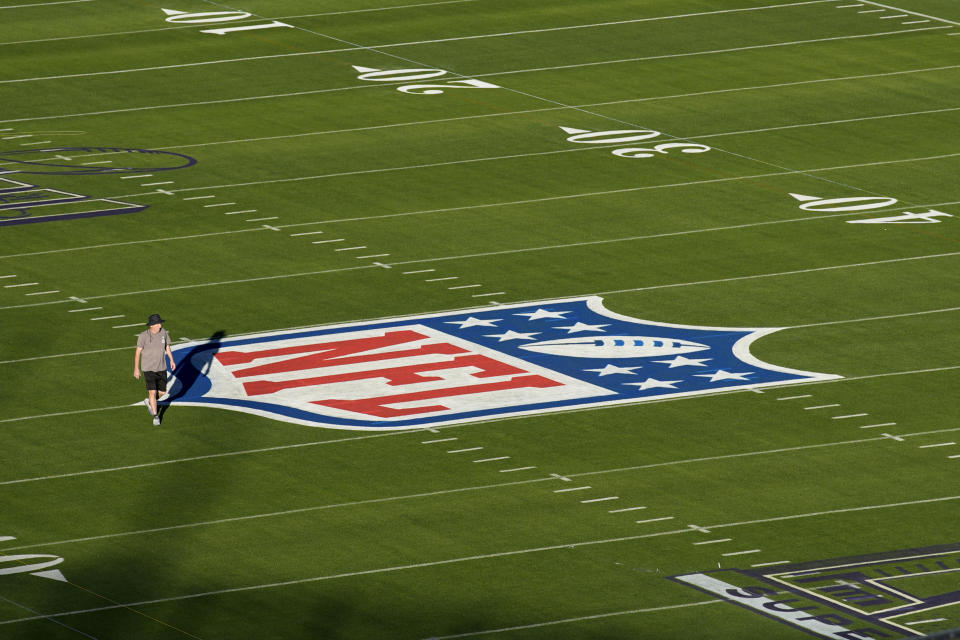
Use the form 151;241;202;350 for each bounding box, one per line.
485;26;948;83
7;61;956;128
0;0;92;8
4;494;956;624
3;303;959;366
692;105;960;140
110;151;960;213
0;227;267;260
63;265;374;304
859;0;960;26
569;427;960;480
1;477;565;551
0;1;478;46
594;251;960;297
0;429;415;484
424;600;722;639
349;0;841;49
0;24;946;87
21;250;943;306
706;494;960;530
789;306;960;328
164;100;960;153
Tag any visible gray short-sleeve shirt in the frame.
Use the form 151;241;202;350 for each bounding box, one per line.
137;328;171;372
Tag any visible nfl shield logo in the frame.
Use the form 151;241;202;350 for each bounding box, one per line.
164;297;839;430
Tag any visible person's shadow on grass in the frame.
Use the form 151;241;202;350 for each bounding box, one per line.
158;329;226;423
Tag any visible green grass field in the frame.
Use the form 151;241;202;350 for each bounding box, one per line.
2;0;959;638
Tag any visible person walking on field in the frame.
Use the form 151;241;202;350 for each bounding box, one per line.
134;313;176;426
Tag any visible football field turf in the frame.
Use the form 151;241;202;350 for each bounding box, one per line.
1;0;959;638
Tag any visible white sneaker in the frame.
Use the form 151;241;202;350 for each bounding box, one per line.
143;398;155;416
153;416;161;426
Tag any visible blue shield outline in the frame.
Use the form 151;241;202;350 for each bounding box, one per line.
161;296;840;430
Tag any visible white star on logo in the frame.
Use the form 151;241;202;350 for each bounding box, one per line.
654;356;711;368
585;364;642;377
694;370;753;382
445;317;501;329
483;330;541;342
514;309;570;321
556;322;609;333
624;378;682;391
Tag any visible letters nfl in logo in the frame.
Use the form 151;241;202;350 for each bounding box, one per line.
165;297;839;430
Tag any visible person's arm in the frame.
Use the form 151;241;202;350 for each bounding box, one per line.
165;344;176;371
134;347;143;378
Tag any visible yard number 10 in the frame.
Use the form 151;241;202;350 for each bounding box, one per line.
161;8;293;35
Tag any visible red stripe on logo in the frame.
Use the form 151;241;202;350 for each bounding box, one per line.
312;374;564;418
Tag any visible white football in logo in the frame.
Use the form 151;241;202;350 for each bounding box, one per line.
518;336;709;359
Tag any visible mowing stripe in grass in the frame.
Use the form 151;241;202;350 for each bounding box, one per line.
859;0;960;27
423;599;722;639
0;1;866;85
112;151;960;205
0;247;952;312
0;1;480;47
0;0;91;8
0;23;952;87
594;251;960;297
0;227;269;260
5;427;959;550
3;494;957;625
0;0;823;48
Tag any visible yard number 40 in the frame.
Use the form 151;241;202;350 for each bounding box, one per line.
161;8;293;35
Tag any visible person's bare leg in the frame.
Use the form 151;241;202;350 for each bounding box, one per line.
148;389;158;416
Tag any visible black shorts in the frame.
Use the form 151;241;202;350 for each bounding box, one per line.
144;370;167;392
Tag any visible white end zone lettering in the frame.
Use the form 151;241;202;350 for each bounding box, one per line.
674;574;895;639
672;544;960;638
197;324;612;422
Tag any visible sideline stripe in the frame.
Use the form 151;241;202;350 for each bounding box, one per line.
0;25;947;92
3;494;957;624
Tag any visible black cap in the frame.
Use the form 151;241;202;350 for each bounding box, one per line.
146;313;164;326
